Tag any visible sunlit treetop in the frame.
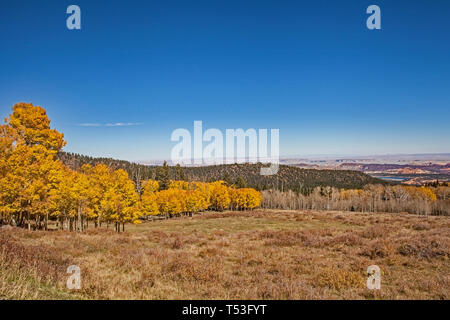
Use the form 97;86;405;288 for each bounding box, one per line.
6;102;66;152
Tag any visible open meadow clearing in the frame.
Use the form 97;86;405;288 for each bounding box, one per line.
1;209;449;300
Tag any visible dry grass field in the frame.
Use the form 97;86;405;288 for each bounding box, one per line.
1;209;449;300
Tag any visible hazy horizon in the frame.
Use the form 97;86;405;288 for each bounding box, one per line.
87;152;450;165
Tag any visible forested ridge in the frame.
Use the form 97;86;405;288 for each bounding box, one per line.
184;163;389;192
58;152;388;193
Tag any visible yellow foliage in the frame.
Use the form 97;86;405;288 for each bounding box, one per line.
142;179;159;195
230;188;262;210
143;179;261;215
169;180;190;190
7;102;66;152
141;193;159;216
208;181;231;211
155;189;183;215
101;169;140;224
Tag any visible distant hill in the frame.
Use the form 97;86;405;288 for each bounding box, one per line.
58;152;388;193
340;162;450;174
182;163;388;192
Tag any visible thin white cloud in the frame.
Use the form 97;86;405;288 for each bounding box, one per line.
78;123;102;127
105;122;143;127
78;122;142;127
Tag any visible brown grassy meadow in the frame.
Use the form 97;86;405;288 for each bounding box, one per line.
1;209;449;300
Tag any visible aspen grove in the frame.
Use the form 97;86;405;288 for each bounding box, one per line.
0;103;262;232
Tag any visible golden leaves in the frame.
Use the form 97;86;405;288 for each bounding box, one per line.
141;179;261;216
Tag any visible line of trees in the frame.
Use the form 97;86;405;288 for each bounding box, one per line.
142;180;262;218
0;103;262;232
261;184;449;216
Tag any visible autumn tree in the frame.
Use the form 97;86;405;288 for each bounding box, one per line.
0;103;66;229
141;180;160;217
48;163;76;230
88;164;114;227
7;102;65;152
102;169;141;232
155;189;183;217
208;181;231;211
230;188;262;210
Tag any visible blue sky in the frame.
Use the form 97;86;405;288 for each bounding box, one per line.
0;0;449;161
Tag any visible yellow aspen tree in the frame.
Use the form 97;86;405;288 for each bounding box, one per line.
90;164;114;227
49;164;76;230
155;189;183;217
169;180;189;190
208;181;231;211
141;193;159;217
192;182;211;210
72;170;94;231
0;103;66;228
7;102;66;152
184;189;204;215
102;169;140;232
142;179;160;195
229;188;262;210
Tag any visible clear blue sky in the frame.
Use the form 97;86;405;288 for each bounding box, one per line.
1;0;449;161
